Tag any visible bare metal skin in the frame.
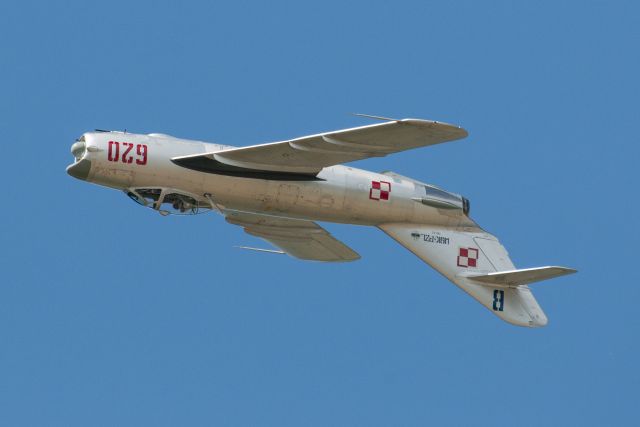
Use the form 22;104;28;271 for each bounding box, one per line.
67;119;575;327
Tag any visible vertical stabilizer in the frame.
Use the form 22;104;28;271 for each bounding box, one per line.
379;224;575;327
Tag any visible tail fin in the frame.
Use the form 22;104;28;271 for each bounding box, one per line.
379;223;577;327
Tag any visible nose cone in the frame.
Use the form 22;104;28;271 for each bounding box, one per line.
66;159;92;180
67;137;92;181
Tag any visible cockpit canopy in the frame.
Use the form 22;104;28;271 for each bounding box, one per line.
417;184;470;216
126;188;211;215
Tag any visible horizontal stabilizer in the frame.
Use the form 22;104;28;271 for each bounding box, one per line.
464;266;577;287
378;223;577;327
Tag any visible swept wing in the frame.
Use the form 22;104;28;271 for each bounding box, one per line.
225;210;360;262
173;119;468;175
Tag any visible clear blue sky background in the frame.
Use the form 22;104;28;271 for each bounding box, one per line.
1;1;638;425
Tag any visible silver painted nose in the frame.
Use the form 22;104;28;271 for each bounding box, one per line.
71;139;86;161
66;159;91;180
67;137;91;180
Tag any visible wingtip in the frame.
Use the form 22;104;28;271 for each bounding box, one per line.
550;266;578;275
400;118;469;138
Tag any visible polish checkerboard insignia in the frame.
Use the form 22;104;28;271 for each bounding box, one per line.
457;247;479;268
369;180;391;201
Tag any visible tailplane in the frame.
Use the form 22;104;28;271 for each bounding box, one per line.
463;266;577;287
379;223;577;327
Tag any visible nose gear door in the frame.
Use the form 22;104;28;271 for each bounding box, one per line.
125;188;211;216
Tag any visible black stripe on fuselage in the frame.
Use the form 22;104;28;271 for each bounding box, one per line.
171;156;324;181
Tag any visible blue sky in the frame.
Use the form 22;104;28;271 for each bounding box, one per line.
1;1;638;425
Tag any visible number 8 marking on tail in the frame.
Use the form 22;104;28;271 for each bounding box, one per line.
493;289;504;311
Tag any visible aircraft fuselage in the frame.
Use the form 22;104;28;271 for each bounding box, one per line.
66;122;575;328
68;130;470;228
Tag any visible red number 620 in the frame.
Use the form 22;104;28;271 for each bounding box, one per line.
108;141;147;165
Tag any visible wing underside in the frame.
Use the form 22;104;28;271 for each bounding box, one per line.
225;211;360;262
173;118;468;175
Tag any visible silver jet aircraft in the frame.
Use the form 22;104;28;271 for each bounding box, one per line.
67;116;576;327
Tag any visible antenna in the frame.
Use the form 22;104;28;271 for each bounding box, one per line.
351;113;399;122
234;246;285;255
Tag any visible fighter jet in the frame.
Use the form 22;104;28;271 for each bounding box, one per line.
67;115;576;327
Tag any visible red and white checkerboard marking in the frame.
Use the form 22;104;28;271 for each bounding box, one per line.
457;247;479;268
369;180;391;201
